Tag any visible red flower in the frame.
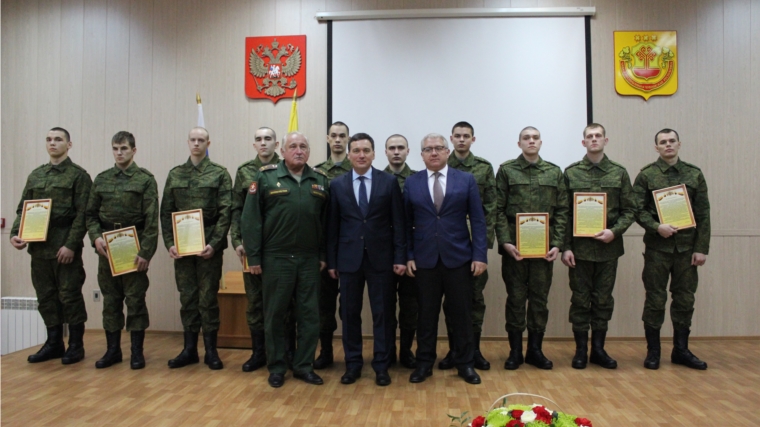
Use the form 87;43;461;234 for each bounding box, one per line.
471;415;485;427
533;406;553;424
575;417;593;427
510;409;524;419
506;421;525;427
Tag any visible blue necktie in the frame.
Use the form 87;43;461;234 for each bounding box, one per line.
358;176;369;217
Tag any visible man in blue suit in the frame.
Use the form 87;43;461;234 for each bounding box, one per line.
327;133;407;387
404;133;488;385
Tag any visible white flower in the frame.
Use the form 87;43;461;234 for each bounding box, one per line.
520;411;537;423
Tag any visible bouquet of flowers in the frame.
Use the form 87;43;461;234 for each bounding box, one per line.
449;393;592;427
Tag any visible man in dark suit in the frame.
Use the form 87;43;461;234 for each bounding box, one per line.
327;133;407;387
404;133;488;385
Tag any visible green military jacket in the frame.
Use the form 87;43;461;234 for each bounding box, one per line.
448;151;497;247
85;162;159;261
11;157;92;259
241;162;330;266
633;157;710;254
495;154;569;254
563;155;636;262
314;156;352;180
383;163;415;193
160;156;232;252
230;153;280;249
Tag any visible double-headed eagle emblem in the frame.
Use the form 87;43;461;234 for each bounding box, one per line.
249;39;302;98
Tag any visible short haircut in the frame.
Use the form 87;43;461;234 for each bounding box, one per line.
112;131;136;148
348;133;374;151
654;128;680;144
519;126;540;139
451;121;474;136
190;126;209;140
420;133;449;151
329;121;350;135
385;134;408;148
283;131;308;146
49;127;71;142
583;123;606;137
256;126;277;141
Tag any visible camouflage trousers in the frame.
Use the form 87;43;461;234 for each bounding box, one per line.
642;248;698;330
318;269;340;334
97;255;149;332
502;256;553;333
174;251;223;333
390;273;418;333
30;255;87;327
444;269;488;336
568;258;618;332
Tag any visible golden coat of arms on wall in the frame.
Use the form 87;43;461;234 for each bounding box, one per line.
614;31;677;100
245;35;306;103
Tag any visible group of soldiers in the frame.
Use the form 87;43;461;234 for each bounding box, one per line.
10;120;710;388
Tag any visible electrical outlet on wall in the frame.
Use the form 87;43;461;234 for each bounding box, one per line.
93;290;101;302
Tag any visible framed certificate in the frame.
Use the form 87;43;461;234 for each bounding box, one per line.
243;255;249;271
573;192;607;237
19;199;52;242
103;226;141;276
172;209;206;256
653;184;696;230
516;213;549;258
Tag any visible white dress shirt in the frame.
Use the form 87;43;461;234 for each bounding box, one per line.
352;168;372;205
427;165;448;203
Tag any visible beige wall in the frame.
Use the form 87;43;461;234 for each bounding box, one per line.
2;0;758;337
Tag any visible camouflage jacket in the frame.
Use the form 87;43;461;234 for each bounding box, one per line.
448;151;497;247
230;153;280;249
383;163;416;193
314;156;352;181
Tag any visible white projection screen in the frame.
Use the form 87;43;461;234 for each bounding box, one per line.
330;17;591;171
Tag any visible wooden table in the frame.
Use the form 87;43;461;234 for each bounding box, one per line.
218;271;250;348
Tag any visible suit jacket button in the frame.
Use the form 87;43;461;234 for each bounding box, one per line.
363;220;367;223
437;216;440;219
360;236;364;239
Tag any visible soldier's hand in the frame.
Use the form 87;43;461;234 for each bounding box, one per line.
561;250;576;268
545;247;560;262
471;261;487;277
57;246;75;264
199;245;215;259
329;269;339;279
95;237;109;257
10;236;27;250
235;245;246;266
393;264;407;276
594;229;615;243
406;260;416;277
168;246;181;259
319;261;327;272
657;224;678;238
249;265;262;275
135;256;150;272
504;243;523;261
691;252;707;267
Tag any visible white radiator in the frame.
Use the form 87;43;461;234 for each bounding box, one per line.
1;297;47;355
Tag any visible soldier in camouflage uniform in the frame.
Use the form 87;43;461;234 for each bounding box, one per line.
633;128;710;371
241;132;330;388
383;134;418;369
85;131;158;370
561;124;636;370
495;126;569;370
160;127;232;370
312;121;352;369
437;121;497;372
10;127;92;365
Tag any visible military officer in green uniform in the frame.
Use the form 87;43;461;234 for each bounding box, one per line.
437;121;497;372
561;124;636;370
10;127;92;365
633;128;710;371
312;121;352;369
383;134;418;369
85;131;158;370
160;127;232;370
241;131;330;388
495;126;569;370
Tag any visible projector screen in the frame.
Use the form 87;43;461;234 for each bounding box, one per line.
330;17;590;172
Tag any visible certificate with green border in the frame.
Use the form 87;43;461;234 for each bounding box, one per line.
653;184;696;230
172;209;206;256
103;226;141;276
19;199;52;242
516;213;549;258
573;192;607;237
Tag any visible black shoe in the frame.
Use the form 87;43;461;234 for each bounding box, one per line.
242;330;267;372
644;326;661;370
203;331;224;370
473;332;491;370
168;331;200;368
503;330;524;370
375;370;391;386
589;330;617;369
399;329;417;369
268;373;285;388
340;368;362;384
572;331;588;369
524;331;553;370
95;330;122;369
457;366;481;384
312;332;334;370
671;328;707;370
438;350;455;370
294;371;324;385
28;325;65;363
130;330;146;370
61;323;86;365
409;366;432;383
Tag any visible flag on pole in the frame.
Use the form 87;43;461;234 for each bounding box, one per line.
287;89;298;132
197;93;208;156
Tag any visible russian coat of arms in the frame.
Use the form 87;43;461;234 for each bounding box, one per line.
614;31;677;101
245;35;306;103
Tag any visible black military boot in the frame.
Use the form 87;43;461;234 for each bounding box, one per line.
643;326;661;370
242;329;267;372
313;332;334;369
473;332;491;370
503;330;524;370
130;330;146;370
524;331;553;370
203;330;224;370
571;331;588;369
589;330;617;369
168;331;199;368
671;328;707;370
95;330;122;368
61;323;86;365
28;325;65;363
399;328;417;369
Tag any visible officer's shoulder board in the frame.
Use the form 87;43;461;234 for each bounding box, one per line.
260;164;278;172
679;160;702;172
312;167;328;177
313;161;328;169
